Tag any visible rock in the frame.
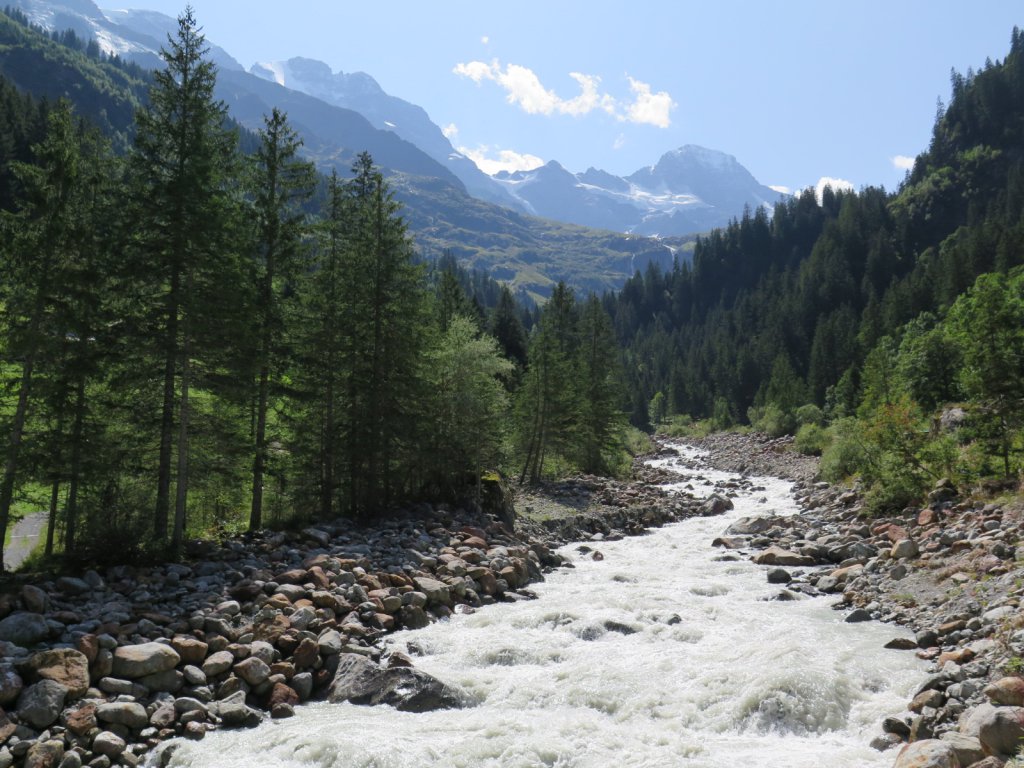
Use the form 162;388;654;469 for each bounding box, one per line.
62;702;97;736
0;667;23;707
766;568;791;584
55;577;90;595
725;517;775;536
959;703;998;737
97;701;148;730
202;651;234;677
700;495;733;515
976;705;1024;757
25;649;90;699
892;739;961;768
891;539;920;560
170;637;208;666
845;608;873;623
268;682;299;710
19;586;48;614
911;688;945;712
24;740;63;768
885;638;919;650
412;577;451;607
327;653;470;712
0;613;50;646
209;695;262;729
985;677;1024;706
938;733;985;767
16;679;67;729
233;657;270;687
91;731;126;758
111;643;180;679
752;546;816;567
139;668;183;693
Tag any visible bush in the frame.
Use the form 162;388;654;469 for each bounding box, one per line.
747;403;795;438
795;404;825;426
820;418;867;482
794;423;830;455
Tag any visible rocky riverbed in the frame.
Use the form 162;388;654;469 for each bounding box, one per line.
1;432;1022;768
694;432;1024;768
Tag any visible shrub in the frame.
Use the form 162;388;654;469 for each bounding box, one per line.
794;423;831;455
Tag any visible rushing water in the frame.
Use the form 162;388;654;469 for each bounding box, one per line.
161;445;923;768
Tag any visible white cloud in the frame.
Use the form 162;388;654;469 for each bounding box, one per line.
769;184;791;194
613;133;627;150
891;154;915;171
623;77;675;128
814;176;855;203
481;35;489;44
453;60;495;84
453;59;671;126
441;123;458;140
459;144;545;175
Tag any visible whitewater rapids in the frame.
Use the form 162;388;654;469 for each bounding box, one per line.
158;445;922;768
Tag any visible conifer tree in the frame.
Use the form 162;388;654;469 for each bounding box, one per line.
248;108;315;531
128;7;241;554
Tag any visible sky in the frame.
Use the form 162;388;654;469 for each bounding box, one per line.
108;1;1022;195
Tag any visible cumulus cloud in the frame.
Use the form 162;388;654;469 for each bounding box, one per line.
891;154;915;171
815;176;855;203
441;123;458;140
459;145;545;175
623;77;675;128
453;59;672;126
769;184;791;194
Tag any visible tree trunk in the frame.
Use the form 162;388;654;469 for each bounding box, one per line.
0;346;38;572
64;374;86;555
171;286;191;557
155;267;180;540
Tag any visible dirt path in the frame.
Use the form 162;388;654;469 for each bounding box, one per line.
6;510;46;571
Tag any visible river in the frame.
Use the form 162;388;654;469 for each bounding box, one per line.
159;444;922;768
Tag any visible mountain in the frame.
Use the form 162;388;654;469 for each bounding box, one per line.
493;145;786;237
248;57;521;210
0;6;686;298
10;0;243;71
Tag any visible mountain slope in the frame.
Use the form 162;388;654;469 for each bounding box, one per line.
249;56;522;210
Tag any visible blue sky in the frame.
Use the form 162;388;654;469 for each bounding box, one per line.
113;1;1021;194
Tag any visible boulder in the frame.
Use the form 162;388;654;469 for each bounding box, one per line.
97;701;148;730
938;733;984;767
0;667;23;707
16;679;67;729
25;649;90;699
976;705;1024;757
233;657;270;687
892;740;960;768
725;516;775;536
24;740;63;768
752;546;816;567
209;693;262;729
327;653;471;712
891;539;920;560
111;642;180;679
91;731;126;758
19;586;48;614
984;677;1024;706
412;577;451;607
700;495;734;516
0;613;50;647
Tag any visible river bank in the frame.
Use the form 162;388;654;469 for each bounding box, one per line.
0;433;1021;768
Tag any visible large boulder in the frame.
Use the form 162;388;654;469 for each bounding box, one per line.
975;705;1024;757
327;653;471;712
16;679;67;729
984;677;1024;706
25;649;90;699
725;516;775;536
97;701;148;730
412;577;451;607
892;740;961;768
938;732;984;767
700;494;734;516
752;546;816;567
0;612;50;647
111;642;180;679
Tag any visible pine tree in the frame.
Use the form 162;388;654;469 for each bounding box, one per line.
248;108;315;531
128;7;241;554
